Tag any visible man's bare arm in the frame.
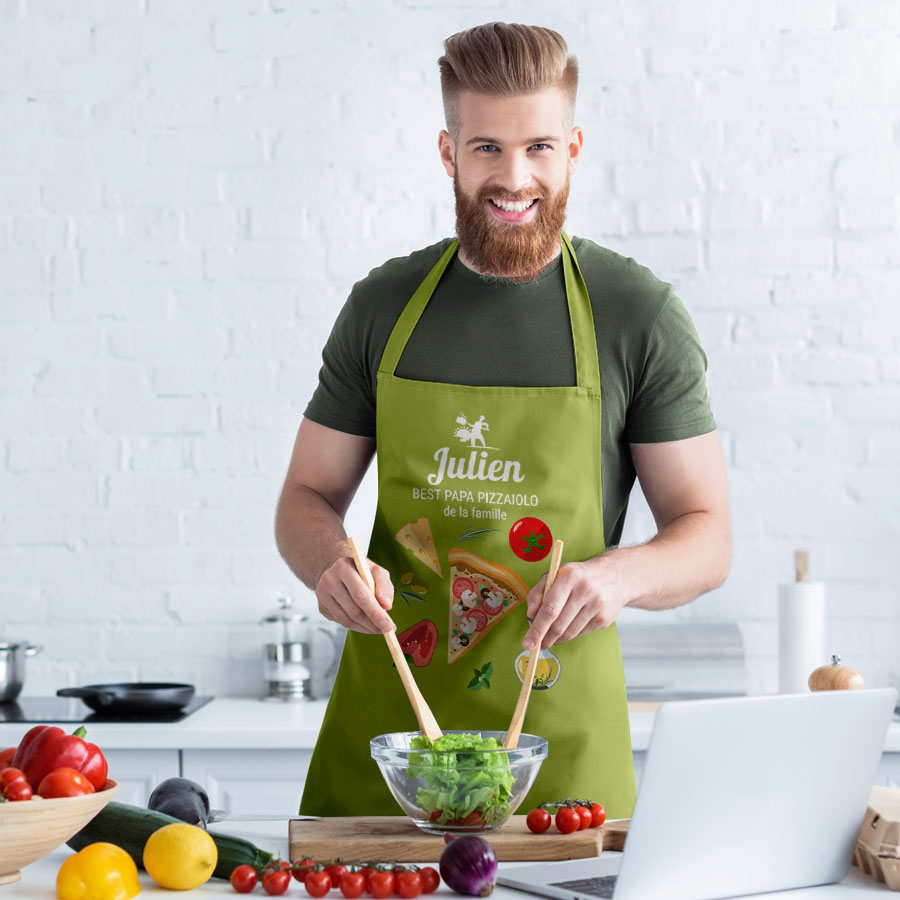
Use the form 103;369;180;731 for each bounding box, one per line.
523;431;731;649
275;417;394;634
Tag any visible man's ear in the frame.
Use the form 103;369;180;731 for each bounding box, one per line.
438;130;456;178
567;126;584;176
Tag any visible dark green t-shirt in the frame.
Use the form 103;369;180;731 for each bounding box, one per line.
304;235;715;547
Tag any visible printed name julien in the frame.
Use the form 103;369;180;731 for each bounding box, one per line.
427;447;525;487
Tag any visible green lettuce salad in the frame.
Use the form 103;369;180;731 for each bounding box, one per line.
407;732;514;826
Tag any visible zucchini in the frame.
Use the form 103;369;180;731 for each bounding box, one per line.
66;800;274;880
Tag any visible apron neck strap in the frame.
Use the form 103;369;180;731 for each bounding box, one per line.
378;233;600;390
561;231;601;390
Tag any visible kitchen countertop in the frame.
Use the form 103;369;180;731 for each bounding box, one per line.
2;698;899;753
12;820;895;897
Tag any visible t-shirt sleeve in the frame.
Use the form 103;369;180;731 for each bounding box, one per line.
303;291;376;439
625;289;716;444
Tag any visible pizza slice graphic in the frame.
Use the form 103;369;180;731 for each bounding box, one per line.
395;517;442;577
447;548;529;663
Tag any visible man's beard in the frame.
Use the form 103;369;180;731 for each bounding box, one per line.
453;173;569;281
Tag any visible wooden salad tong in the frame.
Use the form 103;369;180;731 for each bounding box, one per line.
505;539;564;749
348;537;443;742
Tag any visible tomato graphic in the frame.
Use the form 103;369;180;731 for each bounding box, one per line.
509;517;552;561
398;619;438;667
481;588;505;616
452;576;476;599
459;609;487;634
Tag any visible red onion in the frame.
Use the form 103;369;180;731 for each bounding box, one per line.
439;835;498;896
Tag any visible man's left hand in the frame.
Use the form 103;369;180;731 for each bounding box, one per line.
522;555;627;649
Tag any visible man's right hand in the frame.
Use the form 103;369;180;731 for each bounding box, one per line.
315;553;395;634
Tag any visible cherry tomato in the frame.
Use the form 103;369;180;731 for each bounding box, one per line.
555;806;580;834
37;766;94;798
0;767;33;802
526;807;552;833
262;866;292;895
324;864;348;889
230;864;259;893
396;871;423;899
368;871;395;899
419;867;440;894
358;865;376;881
305;870;331;898
292;857;315;883
590;802;607;827
340;871;366;898
509;516;552;562
575;805;592;830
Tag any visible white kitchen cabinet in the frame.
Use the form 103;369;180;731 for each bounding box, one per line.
632;751;646;788
874;754;900;788
104;748;180;806
182;749;313;817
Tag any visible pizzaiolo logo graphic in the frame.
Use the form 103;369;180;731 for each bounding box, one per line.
427;413;526;487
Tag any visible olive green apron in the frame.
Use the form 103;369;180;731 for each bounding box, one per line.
300;233;636;819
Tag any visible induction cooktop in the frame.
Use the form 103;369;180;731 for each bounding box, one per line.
0;695;213;724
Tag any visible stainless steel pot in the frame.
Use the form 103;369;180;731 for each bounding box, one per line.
0;639;42;703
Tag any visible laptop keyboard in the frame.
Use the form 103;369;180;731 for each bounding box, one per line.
550;875;619;899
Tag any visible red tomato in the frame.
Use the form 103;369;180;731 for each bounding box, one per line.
305;870;331;898
340;871;366;898
324;864;348;889
37;766;94;798
590;802;606;827
230;864;259;893
452;577;475;599
0;767;32;802
509;517;552;562
397;619;438;668
396;871;423;899
262;867;291;895
0;748;15;769
555;806;580;834
526;807;552;833
575;805;592;830
292;857;315;883
367;871;395;899
419;867;440;894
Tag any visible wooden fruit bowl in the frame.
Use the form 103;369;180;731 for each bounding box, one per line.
0;779;119;885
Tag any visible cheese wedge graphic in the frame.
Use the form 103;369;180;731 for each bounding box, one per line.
395;517;442;577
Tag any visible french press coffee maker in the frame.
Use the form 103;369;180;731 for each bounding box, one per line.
260;597;339;701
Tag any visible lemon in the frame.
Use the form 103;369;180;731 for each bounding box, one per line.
142;822;218;890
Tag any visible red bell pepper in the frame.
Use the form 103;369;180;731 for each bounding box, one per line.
11;725;108;791
0;747;15;769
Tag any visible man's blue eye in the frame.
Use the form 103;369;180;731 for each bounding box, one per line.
531;144;550;151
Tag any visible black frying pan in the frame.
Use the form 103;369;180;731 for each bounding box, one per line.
57;682;195;713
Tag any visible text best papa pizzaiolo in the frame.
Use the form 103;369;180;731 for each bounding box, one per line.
412;446;541;512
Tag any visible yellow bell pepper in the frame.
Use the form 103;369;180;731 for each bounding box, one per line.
57;842;140;900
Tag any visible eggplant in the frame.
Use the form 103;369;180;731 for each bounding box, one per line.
147;777;210;828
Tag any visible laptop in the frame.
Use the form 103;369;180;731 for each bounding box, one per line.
498;688;896;900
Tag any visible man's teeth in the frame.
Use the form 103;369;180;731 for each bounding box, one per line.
490;198;536;213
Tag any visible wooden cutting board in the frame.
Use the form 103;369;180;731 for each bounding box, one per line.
289;815;629;863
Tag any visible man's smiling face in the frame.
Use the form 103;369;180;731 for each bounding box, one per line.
439;88;583;280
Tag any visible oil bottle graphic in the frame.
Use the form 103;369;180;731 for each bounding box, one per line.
514;646;561;690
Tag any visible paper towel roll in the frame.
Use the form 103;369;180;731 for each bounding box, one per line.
778;581;826;693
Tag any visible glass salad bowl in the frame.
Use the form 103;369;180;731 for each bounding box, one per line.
371;730;548;834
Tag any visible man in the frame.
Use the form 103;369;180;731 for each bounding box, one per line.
277;22;731;819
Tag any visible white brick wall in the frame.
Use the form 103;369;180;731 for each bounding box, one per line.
1;0;898;699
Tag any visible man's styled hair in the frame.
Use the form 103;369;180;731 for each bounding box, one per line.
438;22;578;138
